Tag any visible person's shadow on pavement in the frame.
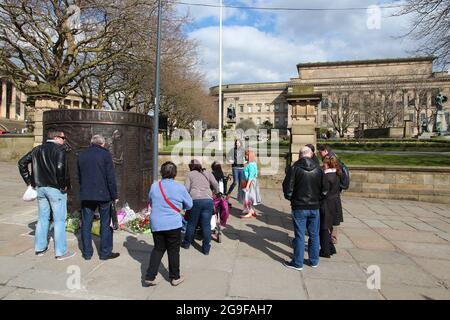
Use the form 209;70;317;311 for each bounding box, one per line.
123;235;170;287
223;224;291;263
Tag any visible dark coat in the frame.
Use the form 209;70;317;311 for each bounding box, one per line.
77;144;118;202
18;141;70;190
320;171;343;229
282;157;328;210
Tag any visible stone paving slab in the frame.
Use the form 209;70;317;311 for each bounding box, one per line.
380;285;450;300
228;256;308;300
381;220;416;231
304;278;384;300
0;256;35;284
411;257;450;281
359;263;440;288
301;260;368;282
148;269;231;300
393;241;450;261
373;229;448;244
341;228;396;251
347;248;416;265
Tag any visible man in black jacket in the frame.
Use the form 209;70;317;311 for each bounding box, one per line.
78;134;120;260
18;129;75;261
282;146;328;270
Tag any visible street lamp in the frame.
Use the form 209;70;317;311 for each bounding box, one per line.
153;0;162;181
218;0;223;151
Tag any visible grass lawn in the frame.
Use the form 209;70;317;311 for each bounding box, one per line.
339;153;450;167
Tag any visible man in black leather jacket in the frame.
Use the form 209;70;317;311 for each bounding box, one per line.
282;146;328;270
18;129;75;261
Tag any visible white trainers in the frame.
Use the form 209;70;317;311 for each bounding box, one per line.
56;251;76;261
171;276;185;286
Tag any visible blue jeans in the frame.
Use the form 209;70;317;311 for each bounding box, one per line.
291;209;320;267
81;201;113;258
227;167;244;195
36;187;68;257
182;199;214;254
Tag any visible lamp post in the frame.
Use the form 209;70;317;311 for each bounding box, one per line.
153;0;162;181
218;0;223;151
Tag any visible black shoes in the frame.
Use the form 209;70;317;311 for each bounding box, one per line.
35;247;48;256
181;242;190;249
100;252;120;260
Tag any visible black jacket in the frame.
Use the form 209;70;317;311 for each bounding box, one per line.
18;141;70;190
282;157;328;210
77;144;118;202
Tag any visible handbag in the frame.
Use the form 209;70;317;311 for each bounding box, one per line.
241;179;252;189
158;181;185;216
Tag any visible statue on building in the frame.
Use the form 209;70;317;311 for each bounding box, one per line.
420;119;428;133
227;104;236;121
434;93;448;134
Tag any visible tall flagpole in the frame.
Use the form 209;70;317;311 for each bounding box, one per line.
153;0;162;181
218;0;223;151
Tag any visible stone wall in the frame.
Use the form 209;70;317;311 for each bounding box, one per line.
363;127;405;138
0;135;34;162
344;166;450;204
157;154;450;204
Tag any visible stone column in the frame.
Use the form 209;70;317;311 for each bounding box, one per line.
0;81;7;119
19;91;25;121
30;94;64;146
10;84;16;120
289;100;318;160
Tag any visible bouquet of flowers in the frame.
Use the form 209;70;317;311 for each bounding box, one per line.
122;205;151;234
126;214;151;234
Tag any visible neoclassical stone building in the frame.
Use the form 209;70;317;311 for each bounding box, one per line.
0;73;93;123
211;56;450;138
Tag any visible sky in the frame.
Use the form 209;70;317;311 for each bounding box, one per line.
174;0;420;88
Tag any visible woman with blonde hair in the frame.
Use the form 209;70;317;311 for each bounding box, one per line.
240;150;261;218
319;156;343;258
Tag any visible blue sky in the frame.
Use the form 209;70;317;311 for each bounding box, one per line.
175;0;420;87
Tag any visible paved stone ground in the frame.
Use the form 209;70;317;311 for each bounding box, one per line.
1;161;450;300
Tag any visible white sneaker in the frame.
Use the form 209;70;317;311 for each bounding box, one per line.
56;251;76;261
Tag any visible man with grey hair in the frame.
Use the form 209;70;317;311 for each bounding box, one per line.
77;134;120;260
282;145;328;270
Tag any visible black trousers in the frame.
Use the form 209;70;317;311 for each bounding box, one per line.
320;229;336;257
146;228;181;281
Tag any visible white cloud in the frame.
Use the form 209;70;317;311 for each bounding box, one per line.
181;0;423;87
189;25;328;86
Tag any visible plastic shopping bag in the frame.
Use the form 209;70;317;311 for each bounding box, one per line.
91;219;100;236
23;186;37;201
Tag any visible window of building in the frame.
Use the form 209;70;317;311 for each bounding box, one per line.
322;114;327;123
285;117;288;124
247;104;253;113
420;113;426;122
257;117;261;125
275;116;280;123
256;104;261;112
360;114;366;123
275;104;280;111
239;104;244;113
265;104;270;112
409;113;415;122
64;99;71;106
73;101;80;108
